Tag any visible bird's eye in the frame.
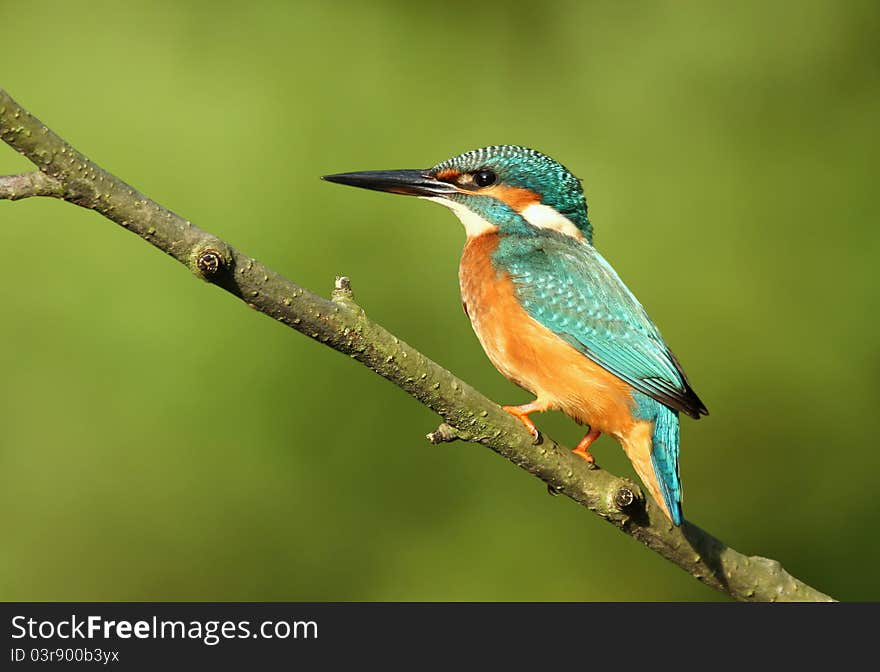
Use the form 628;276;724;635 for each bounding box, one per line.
473;169;497;188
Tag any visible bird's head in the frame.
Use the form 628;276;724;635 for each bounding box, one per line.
323;145;592;243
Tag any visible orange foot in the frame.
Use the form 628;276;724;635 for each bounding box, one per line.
502;400;547;444
572;427;601;464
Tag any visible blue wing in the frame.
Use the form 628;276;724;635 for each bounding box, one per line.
495;232;707;419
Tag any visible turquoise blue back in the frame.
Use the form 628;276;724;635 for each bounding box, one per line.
493;231;705;419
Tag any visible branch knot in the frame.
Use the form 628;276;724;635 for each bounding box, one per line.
191;242;232;281
197;248;224;277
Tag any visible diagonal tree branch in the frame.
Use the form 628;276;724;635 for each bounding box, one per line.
0;88;834;602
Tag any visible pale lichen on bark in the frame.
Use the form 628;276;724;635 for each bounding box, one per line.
0;89;834;602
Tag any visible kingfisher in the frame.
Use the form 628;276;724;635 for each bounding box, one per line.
322;146;708;525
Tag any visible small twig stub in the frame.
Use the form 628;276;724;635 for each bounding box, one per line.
426;423;461;444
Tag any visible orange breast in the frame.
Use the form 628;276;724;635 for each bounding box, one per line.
459;233;639;438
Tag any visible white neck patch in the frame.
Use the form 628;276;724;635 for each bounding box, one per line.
420;196;497;237
520;203;584;240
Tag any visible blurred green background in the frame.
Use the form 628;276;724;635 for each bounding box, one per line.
1;0;878;601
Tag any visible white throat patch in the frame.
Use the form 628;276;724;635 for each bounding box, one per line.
520;203;584;240
420;197;584;241
420;197;497;237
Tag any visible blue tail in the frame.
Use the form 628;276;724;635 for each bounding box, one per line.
635;393;683;525
650;403;683;525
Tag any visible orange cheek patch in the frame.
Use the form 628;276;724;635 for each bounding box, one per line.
434;168;460;180
481;185;541;211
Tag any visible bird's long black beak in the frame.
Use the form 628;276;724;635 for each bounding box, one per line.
321;169;457;197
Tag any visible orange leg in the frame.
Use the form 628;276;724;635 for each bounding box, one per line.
502;400;548;444
572;427;601;463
